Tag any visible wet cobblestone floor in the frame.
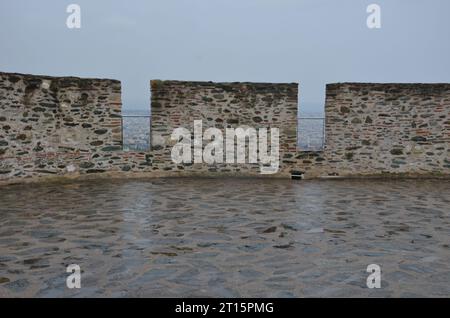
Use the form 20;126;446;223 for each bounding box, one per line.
0;178;449;297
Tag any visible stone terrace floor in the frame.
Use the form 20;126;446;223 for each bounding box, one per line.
0;178;449;297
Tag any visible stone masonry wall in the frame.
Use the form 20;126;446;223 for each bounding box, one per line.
1;71;449;185
0;72;122;180
302;83;450;177
0;73;299;184
150;80;298;175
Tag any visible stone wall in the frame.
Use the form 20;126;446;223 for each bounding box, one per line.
0;73;299;184
150;80;298;175
0;72;122;180
301;83;450;178
1;71;449;185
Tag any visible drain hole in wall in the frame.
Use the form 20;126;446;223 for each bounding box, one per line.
291;171;304;180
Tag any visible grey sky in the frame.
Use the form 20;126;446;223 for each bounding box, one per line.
1;0;449;113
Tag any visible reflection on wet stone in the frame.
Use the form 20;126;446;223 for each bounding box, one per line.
0;178;449;297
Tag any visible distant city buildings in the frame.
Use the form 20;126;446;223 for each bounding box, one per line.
122;116;151;151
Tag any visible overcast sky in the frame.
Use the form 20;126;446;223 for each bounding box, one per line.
1;0;449;113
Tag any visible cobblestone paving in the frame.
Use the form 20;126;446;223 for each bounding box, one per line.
0;178;449;298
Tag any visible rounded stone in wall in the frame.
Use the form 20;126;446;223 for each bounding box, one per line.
66;164;77;173
152;133;166;148
41;80;51;90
